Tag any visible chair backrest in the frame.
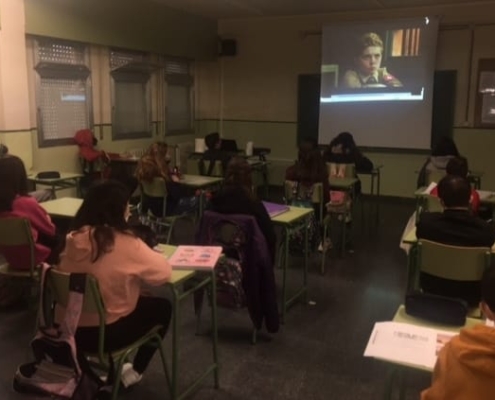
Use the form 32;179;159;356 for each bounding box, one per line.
417;239;491;282
426;170;446;185
0;217;36;274
199;159;223;177
326;162;355;179
140;177;167;198
424;195;443;213
284;180;322;204
46;268;107;363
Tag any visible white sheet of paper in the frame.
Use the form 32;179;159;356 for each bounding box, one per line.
423;182;437;194
364;322;455;370
477;190;495;201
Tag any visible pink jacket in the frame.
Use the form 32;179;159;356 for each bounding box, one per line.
0;195;56;270
57;227;172;326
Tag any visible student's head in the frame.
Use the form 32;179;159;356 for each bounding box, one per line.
330;132;357;154
147;142;168;160
298;137;317;154
205;132;221;150
432;137;460;157
437;175;471;209
136;142;169;182
354;33;384;76
74;180;131;230
225;156;253;194
481;266;495;321
0;155;29;212
72;180;132;262
446;157;469;178
297;148;326;183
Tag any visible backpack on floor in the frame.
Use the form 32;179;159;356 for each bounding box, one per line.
13;264;112;399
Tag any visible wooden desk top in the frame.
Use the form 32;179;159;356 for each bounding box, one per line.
179;174;224;187
28;171;83;183
270;206;313;224
40;197;83;218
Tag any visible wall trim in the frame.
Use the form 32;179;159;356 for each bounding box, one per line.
197;118;296;124
0;128;36;133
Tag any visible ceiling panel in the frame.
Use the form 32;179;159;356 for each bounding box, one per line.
152;0;495;19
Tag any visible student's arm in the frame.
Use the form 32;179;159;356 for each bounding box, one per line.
127;236;172;285
21;197;56;237
420;343;451;400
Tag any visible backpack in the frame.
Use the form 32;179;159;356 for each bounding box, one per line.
287;182;320;255
207;220;247;309
13;264;112;399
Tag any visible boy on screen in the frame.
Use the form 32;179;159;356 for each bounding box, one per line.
343;32;403;89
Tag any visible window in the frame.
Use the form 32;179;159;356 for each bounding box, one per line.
34;38;92;147
165;59;194;134
110;49;152;139
475;59;495;127
390;28;421;57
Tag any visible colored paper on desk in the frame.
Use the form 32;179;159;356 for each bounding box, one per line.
477;190;495;200
167;246;222;270
364;322;455;370
262;201;290;217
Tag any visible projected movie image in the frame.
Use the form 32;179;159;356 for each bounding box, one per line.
318;17;439;150
321;19;433;103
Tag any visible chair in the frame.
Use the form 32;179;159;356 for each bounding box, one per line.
198;158;223;177
139;178;185;244
284;180;323;224
326;162;356;179
426;169;446;185
409;240;491;317
0;218;38;279
196;211;279;343
45;269;170;400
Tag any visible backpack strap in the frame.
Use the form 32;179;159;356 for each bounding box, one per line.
60;273;87;338
37;263;52;329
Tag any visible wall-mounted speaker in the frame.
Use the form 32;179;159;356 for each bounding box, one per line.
219;39;237;57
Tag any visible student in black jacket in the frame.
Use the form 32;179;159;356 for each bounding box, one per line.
417;175;495;305
209;156;276;264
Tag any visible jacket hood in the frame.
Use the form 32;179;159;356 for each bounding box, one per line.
429;155;455;169
62;227;95;263
449;324;495;378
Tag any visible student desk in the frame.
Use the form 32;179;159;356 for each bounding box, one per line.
158;244;219;400
380;305;482;400
40;197;83;218
178;174;223;216
414;187;495;204
28;172;83;198
271;206;314;323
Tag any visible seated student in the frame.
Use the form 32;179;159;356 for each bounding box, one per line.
135;142;194;217
429;156;480;214
421;266;495;400
0;155;58;268
0;145;53;202
57;180;172;388
323;132;373;195
416;175;495;306
209;156;276;264
201;132;232;176
285;141;330;215
417;136;460;188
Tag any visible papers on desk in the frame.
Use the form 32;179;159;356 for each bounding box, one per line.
262;201;290;218
423;182;437;195
167;246;222;270
364;322;455;370
477;190;495;201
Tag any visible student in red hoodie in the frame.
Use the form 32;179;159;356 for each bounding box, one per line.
0;155;58;269
421;266;495;400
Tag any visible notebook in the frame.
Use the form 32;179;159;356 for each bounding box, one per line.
167;246;222;270
263;201;290;218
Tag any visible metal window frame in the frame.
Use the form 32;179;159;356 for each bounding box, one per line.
33;38;93;148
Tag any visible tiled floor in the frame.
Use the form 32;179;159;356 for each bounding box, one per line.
0;194;431;399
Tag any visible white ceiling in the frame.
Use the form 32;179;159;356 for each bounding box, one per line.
152;0;495;20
